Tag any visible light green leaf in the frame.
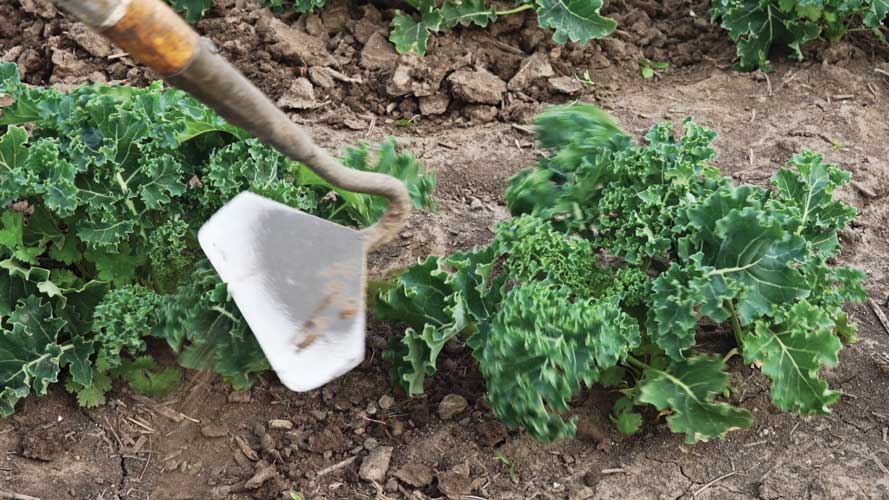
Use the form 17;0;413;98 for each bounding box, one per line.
534;0;617;45
390;0;444;55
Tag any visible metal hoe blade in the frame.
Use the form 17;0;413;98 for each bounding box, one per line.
198;191;367;392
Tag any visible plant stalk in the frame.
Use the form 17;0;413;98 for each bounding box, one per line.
496;3;534;16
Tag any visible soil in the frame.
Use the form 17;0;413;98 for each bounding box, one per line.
2;0;889;499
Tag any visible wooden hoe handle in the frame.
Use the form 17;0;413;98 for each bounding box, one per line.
52;0;412;251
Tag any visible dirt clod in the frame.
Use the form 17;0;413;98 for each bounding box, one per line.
259;16;338;68
419;94;450;115
549;76;583;94
448;68;507;105
360;32;397;71
508;52;554;91
395;463;434;488
436;471;473;499
438;394;469;420
277;78;317;109
227;390;252;403
201;424;229;438
359;445;393;483
245;461;278;489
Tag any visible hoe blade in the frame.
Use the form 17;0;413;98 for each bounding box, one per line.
198;191;366;392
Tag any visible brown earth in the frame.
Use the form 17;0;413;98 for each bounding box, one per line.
2;0;889;499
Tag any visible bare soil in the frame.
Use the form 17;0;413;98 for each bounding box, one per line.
2;0;889;499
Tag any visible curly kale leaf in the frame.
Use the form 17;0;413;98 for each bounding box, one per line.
743;301;842;415
0;296;67;416
379;256;467;395
92;285;163;371
480;282;640;441
112;356;182;397
154;263;269;390
636;354;752;444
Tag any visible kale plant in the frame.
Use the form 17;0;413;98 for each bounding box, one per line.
712;0;889;70
379;103;866;443
0;62;434;415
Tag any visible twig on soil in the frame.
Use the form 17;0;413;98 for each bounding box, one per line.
870;453;889;475
869;299;889;335
832;94;855;101
139;436;152;482
126;417;155;434
790;421;801;437
875;68;889;79
0;491;41;500
510;124;535;135
693;470;737;497
743;440;768;448
103;417;124;450
600;468;625;474
851;181;878;199
764;73;773;96
316;456;357;477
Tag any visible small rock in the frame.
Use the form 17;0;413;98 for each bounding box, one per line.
363;437;379;450
201;424;229;438
385;478;400;493
269;419;294;431
360;32;398;71
352;18;382;44
378;395;395;410
309;66;336;89
438;394;469;420
258;17;338;67
419;94;450;115
469;197;484;210
465;104;499;123
448;68;507;105
68;23;113;58
395;463;434;488
601;38;628;60
359;446;393;483
476;420;508;447
305;14;327;38
277;78;317;109
507;52;554;91
307;426;347;454
228;390;252;403
311;410;328;421
437;472;472;499
410;405;431;427
570;486;595;500
19;0;56;18
50;49;88;79
366;403;378;416
321;0;351;35
548;76;583;95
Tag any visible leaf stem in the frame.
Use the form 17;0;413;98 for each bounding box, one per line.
495;3;534;16
727;300;744;348
625;354;650;371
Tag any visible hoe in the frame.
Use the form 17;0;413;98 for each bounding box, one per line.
52;0;413;391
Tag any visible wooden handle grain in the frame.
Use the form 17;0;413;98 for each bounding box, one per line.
101;0;199;76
